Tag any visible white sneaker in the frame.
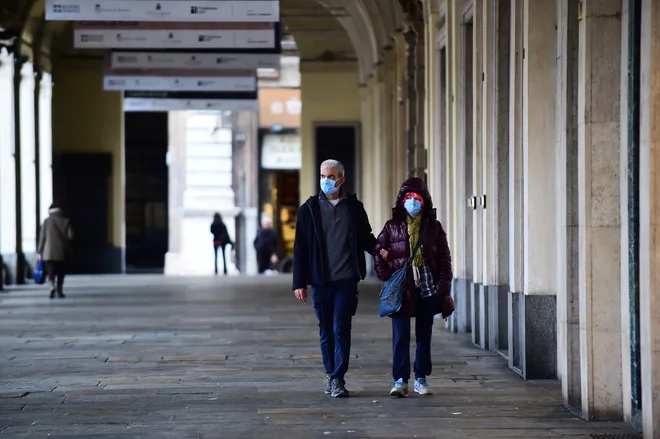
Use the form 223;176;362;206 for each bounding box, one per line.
414;378;435;395
389;378;409;397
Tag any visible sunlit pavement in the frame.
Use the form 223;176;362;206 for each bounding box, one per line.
0;275;638;438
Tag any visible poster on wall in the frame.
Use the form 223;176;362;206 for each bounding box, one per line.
123;90;258;112
74;22;278;49
110;52;280;70
46;0;280;22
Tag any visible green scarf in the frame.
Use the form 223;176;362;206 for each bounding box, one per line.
406;213;424;267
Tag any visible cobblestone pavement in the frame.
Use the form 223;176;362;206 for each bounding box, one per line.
0;275;639;438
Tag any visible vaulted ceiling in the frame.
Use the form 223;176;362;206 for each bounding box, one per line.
0;0;436;81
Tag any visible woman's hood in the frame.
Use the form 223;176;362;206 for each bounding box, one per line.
393;177;434;218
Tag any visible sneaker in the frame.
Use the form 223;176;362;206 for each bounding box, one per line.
389;378;409;397
325;375;332;395
414;378;435;395
330;378;349;398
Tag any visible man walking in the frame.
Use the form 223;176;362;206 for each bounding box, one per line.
293;159;378;398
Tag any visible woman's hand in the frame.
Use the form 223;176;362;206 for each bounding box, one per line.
380;248;391;260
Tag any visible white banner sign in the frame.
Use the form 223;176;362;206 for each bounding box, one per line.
124;98;258;112
74;22;276;49
104;75;256;92
261;134;302;170
46;0;279;22
111;52;280;70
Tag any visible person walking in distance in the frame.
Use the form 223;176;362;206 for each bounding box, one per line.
292;159;378;398
38;201;74;299
210;213;233;275
254;215;278;274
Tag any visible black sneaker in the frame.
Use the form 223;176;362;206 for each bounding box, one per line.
330;378;349;398
325;376;332;394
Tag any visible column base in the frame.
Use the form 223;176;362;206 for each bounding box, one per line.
0;252;27;285
451;278;472;334
509;292;557;379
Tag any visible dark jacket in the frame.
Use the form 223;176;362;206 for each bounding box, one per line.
373;177;454;318
293;192;378;290
254;228;278;255
211;219;231;246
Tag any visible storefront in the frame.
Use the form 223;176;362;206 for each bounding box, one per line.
257;88;301;263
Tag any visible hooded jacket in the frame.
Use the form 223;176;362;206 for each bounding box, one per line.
293;192;377;290
373;177;454;318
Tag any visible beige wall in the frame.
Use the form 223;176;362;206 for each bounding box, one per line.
52;58;125;249
299;63;361;200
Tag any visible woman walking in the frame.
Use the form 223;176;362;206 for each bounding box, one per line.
38;201;73;299
374;177;454;397
210;213;233;275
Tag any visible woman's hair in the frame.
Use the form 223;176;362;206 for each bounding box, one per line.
213;213;222;221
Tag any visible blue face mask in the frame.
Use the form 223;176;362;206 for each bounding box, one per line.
404;198;423;216
320;178;337;195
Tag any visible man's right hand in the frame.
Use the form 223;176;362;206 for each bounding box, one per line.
294;288;308;304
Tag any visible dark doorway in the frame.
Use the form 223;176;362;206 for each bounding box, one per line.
53;153;116;274
314;124;358;195
124;112;169;273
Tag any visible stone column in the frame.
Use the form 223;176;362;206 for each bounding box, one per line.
480;0;499;351
448;0;470;334
639;0;660;435
556;0;581;412
578;0;623;420
405;26;418;178
12;53;26;284
515;0;559;379
0;49;16;288
19;62;37;261
508;0;525;370
414;22;427;181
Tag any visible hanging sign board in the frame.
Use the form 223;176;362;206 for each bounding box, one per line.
74;22;277;49
124;98;258;112
103;69;256;92
46;0;280;22
110;52;280;70
261;134;302;170
105;75;256;92
123;90;258;112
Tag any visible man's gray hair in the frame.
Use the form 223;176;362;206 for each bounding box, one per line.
320;159;345;178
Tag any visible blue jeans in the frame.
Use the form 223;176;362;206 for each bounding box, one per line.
391;293;440;382
312;279;359;381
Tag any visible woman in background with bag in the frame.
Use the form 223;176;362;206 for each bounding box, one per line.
37;200;73;299
374;177;454;398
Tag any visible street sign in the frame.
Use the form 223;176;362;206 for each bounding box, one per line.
74;22;277;49
110;52;280;70
104;73;257;92
46;0;279;22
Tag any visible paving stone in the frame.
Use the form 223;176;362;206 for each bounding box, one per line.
0;275;640;438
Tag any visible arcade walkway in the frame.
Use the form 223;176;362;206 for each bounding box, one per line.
0;276;638;438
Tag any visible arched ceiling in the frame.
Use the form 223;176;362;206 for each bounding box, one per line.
0;0;416;82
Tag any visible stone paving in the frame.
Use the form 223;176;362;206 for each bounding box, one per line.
0;275;640;438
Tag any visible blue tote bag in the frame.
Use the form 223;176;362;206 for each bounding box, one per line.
379;223;428;318
33;259;46;285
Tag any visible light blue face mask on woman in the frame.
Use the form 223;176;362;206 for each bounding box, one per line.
404;198;423;216
320;178;337;195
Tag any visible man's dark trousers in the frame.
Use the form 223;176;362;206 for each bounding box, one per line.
311;278;359;381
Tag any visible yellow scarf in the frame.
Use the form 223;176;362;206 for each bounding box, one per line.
406;213;424;267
